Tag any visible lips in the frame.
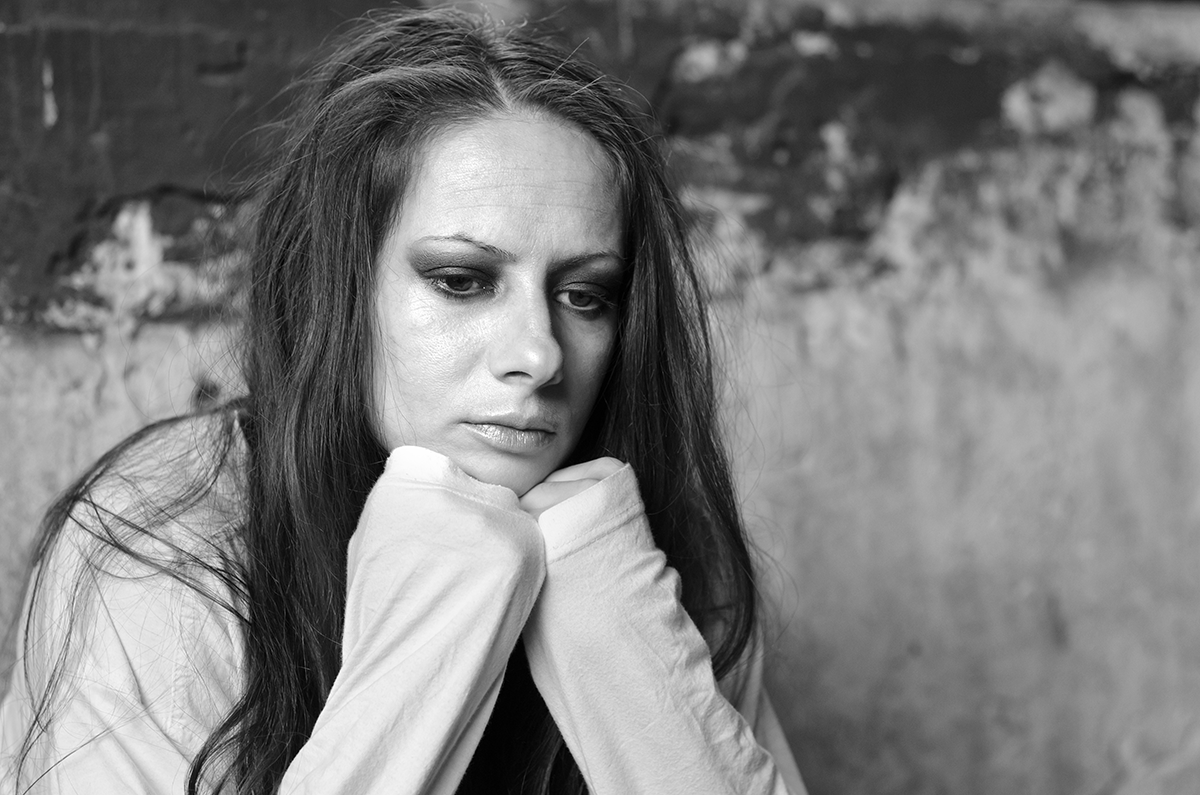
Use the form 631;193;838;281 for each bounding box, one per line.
470;410;556;432
464;421;555;453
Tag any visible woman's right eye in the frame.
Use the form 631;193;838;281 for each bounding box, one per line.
429;272;489;297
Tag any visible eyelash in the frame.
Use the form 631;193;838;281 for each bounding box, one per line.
426;271;617;316
430;273;489;297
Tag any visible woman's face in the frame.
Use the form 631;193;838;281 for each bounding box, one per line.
372;113;625;495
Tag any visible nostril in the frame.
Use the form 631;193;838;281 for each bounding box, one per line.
486;296;565;386
511;338;562;384
494;330;563;387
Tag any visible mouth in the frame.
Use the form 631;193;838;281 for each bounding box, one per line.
464;419;556;453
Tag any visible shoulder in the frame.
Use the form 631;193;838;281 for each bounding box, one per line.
54;407;247;573
12;410;248;759
26;407;248;689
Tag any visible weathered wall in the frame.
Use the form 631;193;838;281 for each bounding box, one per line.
3;1;1200;794
722;133;1200;794
0;0;401;307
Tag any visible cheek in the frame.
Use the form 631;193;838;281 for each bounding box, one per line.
372;296;480;442
563;321;618;405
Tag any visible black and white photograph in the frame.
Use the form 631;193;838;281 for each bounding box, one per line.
0;1;1198;793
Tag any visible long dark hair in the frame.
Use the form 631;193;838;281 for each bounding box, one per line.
17;8;758;794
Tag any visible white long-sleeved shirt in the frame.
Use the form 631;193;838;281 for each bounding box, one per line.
0;427;805;794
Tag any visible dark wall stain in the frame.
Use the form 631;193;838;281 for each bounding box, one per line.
4;0;1200;315
533;2;1200;250
0;0;405;306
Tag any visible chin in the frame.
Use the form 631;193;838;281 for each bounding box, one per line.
456;454;555;497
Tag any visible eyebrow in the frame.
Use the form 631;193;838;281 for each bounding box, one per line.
414;234;513;260
412;234;625;270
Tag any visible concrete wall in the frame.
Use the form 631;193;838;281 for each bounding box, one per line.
0;0;398;305
723;131;1200;794
3;1;1200;793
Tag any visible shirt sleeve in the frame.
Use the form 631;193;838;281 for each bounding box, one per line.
0;529;243;794
4;445;545;795
523;464;807;795
280;445;545;795
719;627;808;794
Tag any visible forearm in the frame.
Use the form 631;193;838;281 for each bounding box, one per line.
4;447;545;795
283;538;537;794
523;466;797;795
281;447;546;795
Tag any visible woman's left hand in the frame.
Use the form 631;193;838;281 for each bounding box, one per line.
519;457;625;519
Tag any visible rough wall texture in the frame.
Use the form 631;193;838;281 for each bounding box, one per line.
0;0;403;306
723;133;1200;795
3;1;1200;794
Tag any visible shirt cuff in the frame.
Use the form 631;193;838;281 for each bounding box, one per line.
535;464;647;562
381;445;522;511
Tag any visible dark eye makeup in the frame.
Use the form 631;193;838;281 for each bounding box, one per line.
556;285;617;314
408;243;624;316
426;269;493;298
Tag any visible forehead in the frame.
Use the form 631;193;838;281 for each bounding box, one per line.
393;113;623;252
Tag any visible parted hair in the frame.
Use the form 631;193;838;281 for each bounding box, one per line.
17;7;758;794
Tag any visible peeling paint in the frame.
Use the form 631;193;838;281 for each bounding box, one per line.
682;186;772;294
40;59;57;129
790;30;838;58
37;200;245;332
1076;1;1200;69
1001;61;1097;137
672;38;748;83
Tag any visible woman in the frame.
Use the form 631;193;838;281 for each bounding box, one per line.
0;7;805;794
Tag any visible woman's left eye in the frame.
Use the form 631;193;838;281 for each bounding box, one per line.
556;288;612;314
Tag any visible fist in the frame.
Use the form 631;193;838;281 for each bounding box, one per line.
519;457;625;520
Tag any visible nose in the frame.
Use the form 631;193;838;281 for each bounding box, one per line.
486;292;563;388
